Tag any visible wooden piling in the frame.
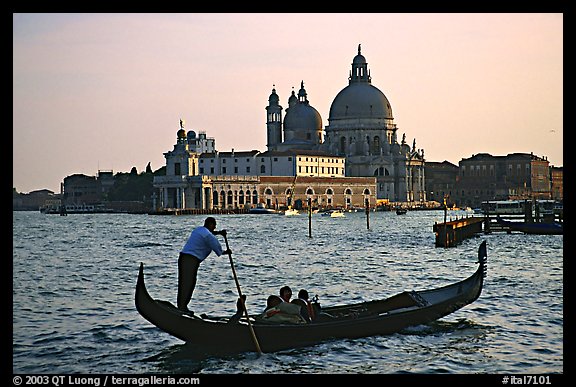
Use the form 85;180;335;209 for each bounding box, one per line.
308;197;312;238
365;198;370;230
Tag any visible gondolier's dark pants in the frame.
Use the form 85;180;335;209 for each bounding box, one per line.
177;252;201;310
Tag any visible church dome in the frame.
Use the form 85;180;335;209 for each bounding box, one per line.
268;87;279;104
353;52;367;64
284;81;323;132
329;83;393;121
328;45;393;127
284;102;322;131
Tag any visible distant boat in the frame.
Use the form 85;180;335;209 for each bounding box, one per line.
321;209;345;218
284;207;300;216
396;208;407;215
249;204;279;214
495;216;563;235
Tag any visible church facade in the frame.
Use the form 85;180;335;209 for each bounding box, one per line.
265;45;426;202
153;45;425;210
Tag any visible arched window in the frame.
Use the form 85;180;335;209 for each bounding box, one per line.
260;165;266;174
227;190;233;207
372;136;380;154
306;188;314;196
363;188;371;195
220;190;226;208
326;188;334;195
212;191;219;206
265;188;273;195
366;136;371;154
238;190;244;205
252;191;258;204
339;137;346;154
345;188;352;195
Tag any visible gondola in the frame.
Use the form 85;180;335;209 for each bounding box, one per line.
135;241;487;354
495;216;563;235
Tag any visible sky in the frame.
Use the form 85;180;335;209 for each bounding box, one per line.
13;13;563;194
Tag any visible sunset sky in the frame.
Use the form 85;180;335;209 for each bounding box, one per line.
13;13;563;194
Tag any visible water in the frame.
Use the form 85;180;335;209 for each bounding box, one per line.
12;210;563;374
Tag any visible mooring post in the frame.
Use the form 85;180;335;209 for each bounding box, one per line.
365;198;370;230
308;197;312;238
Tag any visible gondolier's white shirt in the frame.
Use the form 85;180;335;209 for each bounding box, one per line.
180;226;224;261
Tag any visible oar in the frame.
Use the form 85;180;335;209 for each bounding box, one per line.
223;233;262;354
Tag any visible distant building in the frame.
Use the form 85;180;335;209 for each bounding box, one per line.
455;152;551;207
13;189;59;211
153;128;372;210
62;174;103;205
198;149;345;178
550;166;563;201
424;161;459;206
61;170;123;206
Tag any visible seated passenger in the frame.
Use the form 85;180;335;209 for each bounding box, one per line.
264;295;283;312
291;297;311;323
279;286;292;303
255;294;307;324
295;289;316;322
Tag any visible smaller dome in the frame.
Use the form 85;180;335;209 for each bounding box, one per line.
353;53;367;64
268;86;279;104
177;129;186;138
288;90;297;106
353;43;367;64
187;130;196;139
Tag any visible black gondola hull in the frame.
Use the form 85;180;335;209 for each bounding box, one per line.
135;242;487;354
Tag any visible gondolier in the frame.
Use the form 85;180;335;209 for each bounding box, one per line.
177;217;231;314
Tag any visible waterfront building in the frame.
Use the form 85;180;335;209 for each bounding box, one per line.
454;152;552;207
550;166;563;201
62;174;102;205
424;161;459;206
13;189;59;211
199;149;345;178
153;126;371;210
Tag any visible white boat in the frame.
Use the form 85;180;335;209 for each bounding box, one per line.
284;207;300;216
321;209;345;217
330;210;345;218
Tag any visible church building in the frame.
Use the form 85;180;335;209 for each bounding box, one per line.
153;45;426;211
265;45;426;202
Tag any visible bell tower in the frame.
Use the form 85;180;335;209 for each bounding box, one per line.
266;85;283;151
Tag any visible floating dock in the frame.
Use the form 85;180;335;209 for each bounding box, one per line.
434;211;563;247
433;216;484;247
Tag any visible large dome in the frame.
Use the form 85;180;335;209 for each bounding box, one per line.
327;45;394;128
329;82;393;121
